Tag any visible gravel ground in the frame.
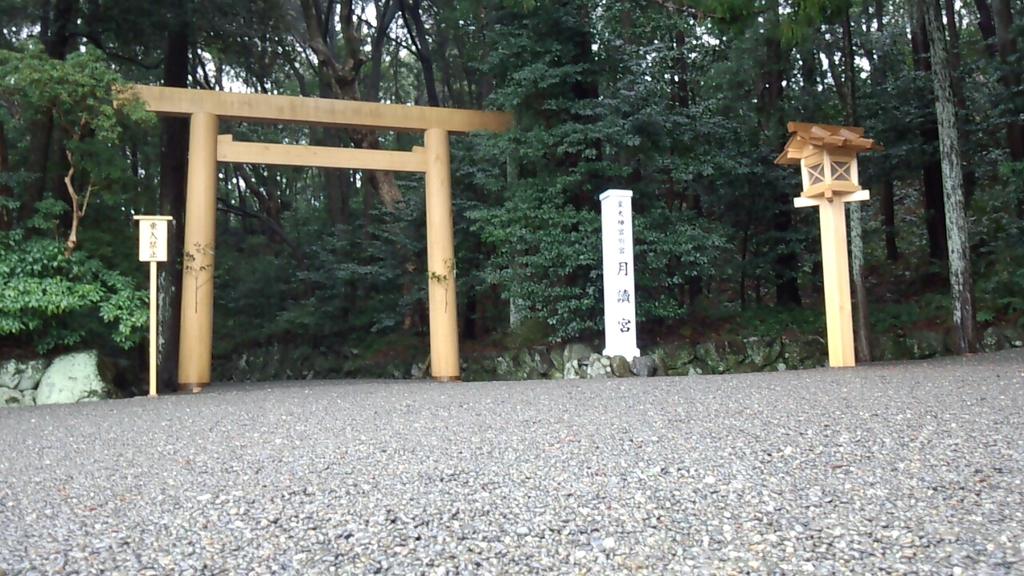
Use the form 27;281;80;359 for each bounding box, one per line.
1;350;1022;575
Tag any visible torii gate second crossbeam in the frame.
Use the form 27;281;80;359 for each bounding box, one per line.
132;86;513;392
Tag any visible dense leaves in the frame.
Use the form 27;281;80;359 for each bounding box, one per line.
0;0;1022;377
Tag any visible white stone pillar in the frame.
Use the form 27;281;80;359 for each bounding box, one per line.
600;189;640;359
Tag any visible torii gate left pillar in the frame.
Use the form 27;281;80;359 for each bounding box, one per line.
131;86;511;391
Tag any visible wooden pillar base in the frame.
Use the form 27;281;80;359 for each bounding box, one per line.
178;382;207;394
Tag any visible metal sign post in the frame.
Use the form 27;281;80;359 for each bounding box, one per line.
134;215;173;396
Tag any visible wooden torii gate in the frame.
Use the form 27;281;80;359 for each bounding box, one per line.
131;86;513;391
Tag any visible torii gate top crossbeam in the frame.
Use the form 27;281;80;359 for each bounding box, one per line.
131;85;513;134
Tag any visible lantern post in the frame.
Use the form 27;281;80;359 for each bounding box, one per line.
776;122;880;368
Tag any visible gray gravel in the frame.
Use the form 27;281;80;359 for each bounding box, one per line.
1;350;1023;575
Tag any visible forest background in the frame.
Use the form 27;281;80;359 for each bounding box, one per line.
0;0;1022;390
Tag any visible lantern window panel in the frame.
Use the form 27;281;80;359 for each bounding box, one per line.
831;160;852;182
806;162;825;186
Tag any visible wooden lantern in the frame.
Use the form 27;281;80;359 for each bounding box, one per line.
775;122;877;198
776;122;880;368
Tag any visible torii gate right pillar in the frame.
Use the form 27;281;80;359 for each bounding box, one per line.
424;128;460;380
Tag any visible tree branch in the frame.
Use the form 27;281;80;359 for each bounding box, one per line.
69;32;164;70
216;198;306;265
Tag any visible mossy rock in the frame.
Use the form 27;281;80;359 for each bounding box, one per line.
548;345;566;371
1002;326;1024;348
528;347;555;376
693;342;721;373
695;339;745;374
1;388;23;407
668;344;697;367
35;351;118;405
781;335;827;369
743;336;783;368
610;355;632;377
563;359;584;379
653;354;669;376
495;353;520;380
980;327;1008;353
0;359;49;391
563;343;594;365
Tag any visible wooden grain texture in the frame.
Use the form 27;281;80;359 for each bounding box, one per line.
424;128;460;380
178;112;218;392
133;85;512;134
217;136;428;172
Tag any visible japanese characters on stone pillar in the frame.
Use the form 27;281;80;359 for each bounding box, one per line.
600;189;640;360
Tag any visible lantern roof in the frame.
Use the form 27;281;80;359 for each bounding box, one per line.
775;122;880;166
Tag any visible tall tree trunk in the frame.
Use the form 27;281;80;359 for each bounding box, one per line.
992;0;1024;196
299;0;401;208
0;120;11;230
399;0;441;106
364;0;399;103
974;0;1023;215
739;224;750;309
909;0;949;262
869;0;899;261
20;0;75;222
923;0;977;353
434;17;458;107
880;179;899;260
942;0;977;206
974;0;999;58
671;27;702;304
759;0;800;307
45;0;77;225
944;0;961;73
157;2;189;393
323;153;351;226
837;8;872;363
309;8;352;228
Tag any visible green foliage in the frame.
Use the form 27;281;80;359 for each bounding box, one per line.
504;317;553;349
4;0;1024;379
0;44;155;220
0;44;153;142
0;43;154;355
212;190;430;362
972;161;1024;321
0;226;147;353
466;0;730;341
869;294;949;334
708;304;826;339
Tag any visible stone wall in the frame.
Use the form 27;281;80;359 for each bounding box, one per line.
461;325;1024;382
9;327;1016;403
464;335;823;382
0;351;118;408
